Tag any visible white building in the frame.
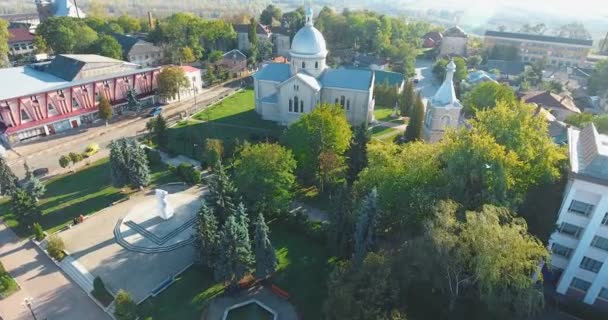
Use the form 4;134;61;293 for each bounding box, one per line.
440;26;468;57
161;66;202;103
422;60;463;143
253;7;375;126
549;124;608;307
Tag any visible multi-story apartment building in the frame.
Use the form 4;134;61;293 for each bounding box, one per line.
484;31;593;67
549;124;608;307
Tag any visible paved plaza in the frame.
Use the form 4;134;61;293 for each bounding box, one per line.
206;286;298;320
58;185;204;302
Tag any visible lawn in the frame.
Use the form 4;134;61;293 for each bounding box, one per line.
374;105;395;122
0;158;177;237
142;220;333;320
168;89;284;159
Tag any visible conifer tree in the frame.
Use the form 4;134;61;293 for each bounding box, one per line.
22;162;45;200
10;188;42;229
195;200;220;268
403;93;425;142
110;139;128;187
353;188;380;265
346;124;370;185
253;212;277;279
328;183;356;258
207;161;238;225
125;139;150;187
0;156;17;196
400;80;415;116
214;208;253;288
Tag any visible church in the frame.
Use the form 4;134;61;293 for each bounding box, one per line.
253;8;375;126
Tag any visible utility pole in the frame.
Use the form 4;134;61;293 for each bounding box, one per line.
73;0;81;19
23;298;38;320
601;31;608;54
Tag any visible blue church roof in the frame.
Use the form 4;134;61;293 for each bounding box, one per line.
320;69;373;91
253;63;291;82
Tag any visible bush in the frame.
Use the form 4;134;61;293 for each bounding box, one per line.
33;222;45;241
145;148;162;166
0;261;18;298
176;163;202;185
59;155;71;168
114;290;138;320
282;209;327;244
69;152;83;164
46;234;66;261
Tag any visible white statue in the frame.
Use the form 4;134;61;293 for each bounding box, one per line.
155;189;174;220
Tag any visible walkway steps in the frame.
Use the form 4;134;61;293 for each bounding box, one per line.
59;255;95;294
113;219;195;254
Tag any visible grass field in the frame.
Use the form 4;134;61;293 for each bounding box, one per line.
373;105;395;122
0;159;177;237
142;221;332;320
168;89;284;158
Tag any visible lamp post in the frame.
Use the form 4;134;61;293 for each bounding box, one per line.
22;297;38;320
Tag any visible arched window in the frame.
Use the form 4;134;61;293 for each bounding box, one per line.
300;100;304;113
340;95;346;108
425;110;432;126
289;99;293;112
335;98;339;104
441;115;451;127
315;61;319;69
294;96;299;112
346;99;350;111
302;61;306;68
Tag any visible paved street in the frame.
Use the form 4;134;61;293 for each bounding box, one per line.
4;83;239;178
414;58;439;104
0;222;110;320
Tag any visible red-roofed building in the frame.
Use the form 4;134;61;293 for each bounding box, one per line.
8;28;36;56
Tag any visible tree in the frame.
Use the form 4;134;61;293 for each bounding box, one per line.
114;290;137;320
23;163;45;200
463;81;517;115
0;19;9;68
433;57;467;83
179;47;196;64
98;95;112;126
37;17;98;54
157;66;189;101
468;55;482;69
207;161;238;225
33;35;48;54
46;234;66;261
324;252;401;320
233;143;296;214
10;188;41;229
346;124;370;185
58;155;71;169
195;200;220;268
403;93;424;142
327;183;356;258
91;35;122;59
260;5;282;26
558;22;591;40
281;7;306;38
214;206;253;288
207;50;223;64
399;80;415;116
589;59;608;96
565;112;595;128
248;17;259;49
487;44;519;61
69;152;83;165
116;15;141;34
282;104;352;185
400;201;548;318
253;212;277;279
541;80;564;93
147;115;168;150
317;150;346;193
353;188;380;265
203;139;224;169
0;156;17;196
109;138;150;188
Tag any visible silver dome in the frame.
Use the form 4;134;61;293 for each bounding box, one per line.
290;25;327;57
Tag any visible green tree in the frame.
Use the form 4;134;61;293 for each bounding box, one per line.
147;115;168;150
203;139;224;169
324;252;401;320
207;50;223;63
195;200;220;269
91;35;122;59
23;164;45;200
327;183;356;258
214;206;253;288
353;188;380;265
69;152;83;165
46;234;66;261
58;155;71;169
346;124;370;185
233;143;296;214
116;15;141;34
433;57;467;83
0;18;9;67
468;55;482;69
399;80;415;116
565;112;595;128
282;104;352;185
260;5;282;26
463;81;517;115
403;93;424;142
109;138;150;188
33;222;45;241
157;66;189;101
0;156;18;196
10;188;41;229
589;59;608;96
179;47;196;64
114;290;137;320
33;35;48;54
98;95;112;126
558;22;591;40
207;161;238;225
281;7;306;38
253;212;277;279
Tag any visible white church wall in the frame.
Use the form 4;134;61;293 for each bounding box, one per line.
278;77;320;125
321;87;372;125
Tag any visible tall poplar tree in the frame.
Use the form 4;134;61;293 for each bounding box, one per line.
253;212;277;279
207;161;238;225
346;124;370;185
195;200;219;268
214;206;253;288
353;188;380;265
328;183;356;258
403;93;425;142
399;80;415;116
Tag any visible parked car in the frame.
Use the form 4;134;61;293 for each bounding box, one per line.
83;143;100;158
32;168;49;177
147;106;163;117
413;78;420;84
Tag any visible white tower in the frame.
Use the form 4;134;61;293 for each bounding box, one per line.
422;59;463;143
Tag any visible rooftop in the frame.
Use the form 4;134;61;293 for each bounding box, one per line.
223;49;247;61
569;124;608;182
374;70;405;88
253;63;291;82
484;30;593;47
112;34;160;56
444;26;467;38
8;27;34;43
320;69;373;91
0;66;67;100
521;91;581;114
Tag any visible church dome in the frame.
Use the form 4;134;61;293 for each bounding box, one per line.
290;25;327;57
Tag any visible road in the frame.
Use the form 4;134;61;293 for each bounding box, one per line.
414;58;439;104
0;222;110;320
4;83;239;178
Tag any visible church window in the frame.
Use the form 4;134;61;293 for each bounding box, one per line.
315;61;319;69
21;109;31;121
335;98;339;104
300;100;304;113
340;95;346;108
302;61;306;69
294;96;299;112
289;99;293;112
346;99;350;111
441;115;451;127
425;110;432;127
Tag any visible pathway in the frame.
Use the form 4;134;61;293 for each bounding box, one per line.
205;286;298;320
0;222;110;320
290;201;329;223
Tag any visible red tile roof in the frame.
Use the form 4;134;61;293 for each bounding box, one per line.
521;91;581;113
180;66;200;73
8;28;34;43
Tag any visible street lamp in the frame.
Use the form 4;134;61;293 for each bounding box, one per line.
22;297;38;320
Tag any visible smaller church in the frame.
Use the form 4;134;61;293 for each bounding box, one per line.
422;59;463;143
253;8;375;126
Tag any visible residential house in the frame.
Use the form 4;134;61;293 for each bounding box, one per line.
440;26;468;57
422;31;443;49
353;53;389;70
233;23;291;57
270;26;291;57
112;34;163;67
521;90;581;122
466;70;498;85
161;66;202;103
8;27;35;57
548;123;608;309
219;49;248;77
